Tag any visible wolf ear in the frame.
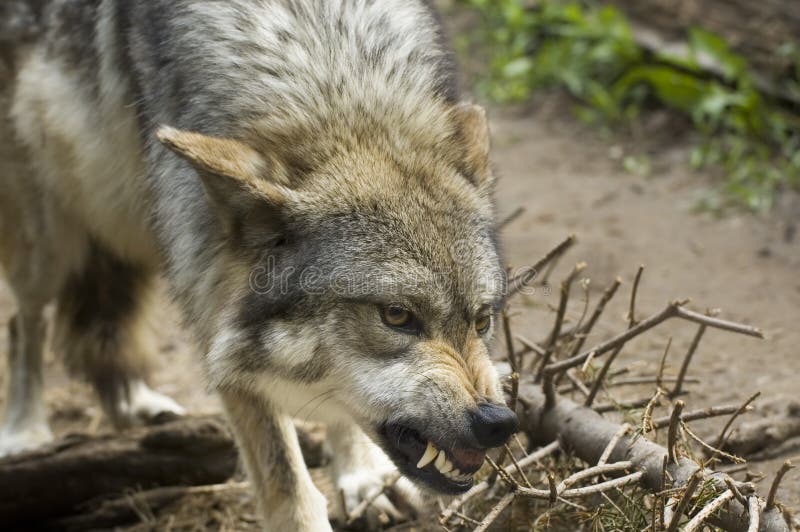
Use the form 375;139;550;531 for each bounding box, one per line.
156;126;294;238
452;103;492;188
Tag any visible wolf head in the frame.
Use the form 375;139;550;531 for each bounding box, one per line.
157;102;517;494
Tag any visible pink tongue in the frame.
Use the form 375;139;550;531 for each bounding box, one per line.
449;448;486;471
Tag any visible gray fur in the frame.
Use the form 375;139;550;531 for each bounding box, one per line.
0;1;511;529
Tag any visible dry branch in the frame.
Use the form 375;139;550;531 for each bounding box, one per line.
454;237;791;532
506;235;576;297
513;380;791;532
544;300;762;376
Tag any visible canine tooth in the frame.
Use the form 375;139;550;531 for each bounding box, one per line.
451;468;461;477
434;450;447;471
416;441;438;469
441;459;454;474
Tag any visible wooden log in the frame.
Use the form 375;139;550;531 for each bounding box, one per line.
0;415;325;526
515;380;791;532
0;416;238;525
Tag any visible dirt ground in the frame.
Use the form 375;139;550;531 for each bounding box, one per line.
1;92;799;526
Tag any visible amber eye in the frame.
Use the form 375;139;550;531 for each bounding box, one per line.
382;305;414;329
475;315;492;335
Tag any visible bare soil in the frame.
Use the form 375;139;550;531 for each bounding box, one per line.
1;94;799;526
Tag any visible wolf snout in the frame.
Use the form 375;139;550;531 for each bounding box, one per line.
470;403;519;448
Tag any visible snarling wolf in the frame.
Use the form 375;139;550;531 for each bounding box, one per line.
0;0;518;528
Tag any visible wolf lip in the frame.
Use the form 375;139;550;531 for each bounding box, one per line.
378;423;485;494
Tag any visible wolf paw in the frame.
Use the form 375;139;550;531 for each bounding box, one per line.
334;465;406;529
0;422;53;458
115;380;185;427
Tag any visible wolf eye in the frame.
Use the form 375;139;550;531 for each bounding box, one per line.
475;315;492;335
381;305;416;331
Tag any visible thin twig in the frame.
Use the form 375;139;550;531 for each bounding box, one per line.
628;264;644;328
713;392;761;453
547;301;685;375
473;492;515;532
562;278;591;339
498;206;525;229
512;471;646;500
547;473;558;505
505;443;533;488
748;497;761;532
564;369;590;397
545;300;762;375
652;404;751;429
536;262;586;381
609;376;700;388
556;461;633;493
671;324;706;397
665;470;703;532
543;371;557;411
641;389;664;436
656;337;672;390
568;277;622;358
674;306;763;338
502;308;517;373
583;268;646;406
627;265;645;327
515;334;546;356
556;374;698;394
485;455;517;487
594;396;655;414
439;441;560;524
653;455;668;531
507;235;576;298
667;401;685;464
683;490;734;532
584;343;624;407
598;424;631;466
766;460;794;510
453;511;482;526
725;477;748;508
682;421;744;464
559;471;645;498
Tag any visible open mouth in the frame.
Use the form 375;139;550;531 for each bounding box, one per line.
378;423;486;494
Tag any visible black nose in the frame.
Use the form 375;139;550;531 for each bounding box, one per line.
471;403;519;448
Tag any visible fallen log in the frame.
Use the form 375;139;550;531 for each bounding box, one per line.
53;482;251;531
0;415;326;526
0;416;237;526
515;380;791;532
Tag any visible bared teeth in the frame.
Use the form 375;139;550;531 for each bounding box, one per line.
441;459;454;474
442;467;471;482
416;441;438;469
417;443;474;482
434;449;447;471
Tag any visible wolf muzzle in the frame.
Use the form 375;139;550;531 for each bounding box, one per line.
379;402;518;494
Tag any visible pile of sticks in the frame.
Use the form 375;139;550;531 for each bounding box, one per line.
435;233;795;532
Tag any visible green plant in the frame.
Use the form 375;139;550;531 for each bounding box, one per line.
460;0;800;211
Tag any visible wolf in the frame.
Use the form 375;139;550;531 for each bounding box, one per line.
0;0;518;529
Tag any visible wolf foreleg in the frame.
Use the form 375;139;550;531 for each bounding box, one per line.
0;312;52;457
221;389;331;531
328;421;417;528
